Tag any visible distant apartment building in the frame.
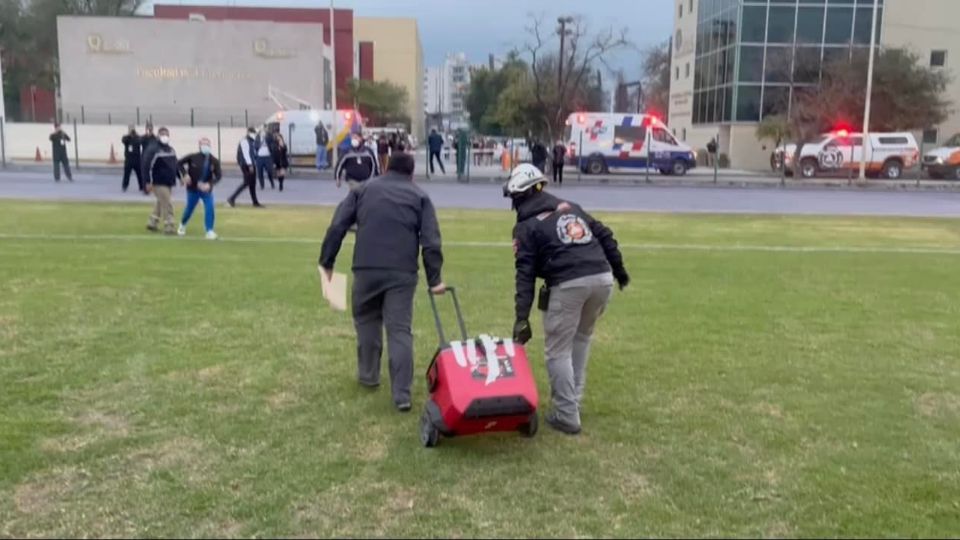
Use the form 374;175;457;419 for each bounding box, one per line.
424;53;471;131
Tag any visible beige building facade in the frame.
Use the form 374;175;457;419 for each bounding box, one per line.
669;0;960;170
354;17;426;141
57;17;329;127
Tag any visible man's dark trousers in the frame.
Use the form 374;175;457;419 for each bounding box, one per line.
229;166;260;206
352;269;417;405
429;151;445;174
123;158;142;191
53;152;72;182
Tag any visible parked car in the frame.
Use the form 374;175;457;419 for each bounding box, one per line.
921;133;960;180
779;131;920;179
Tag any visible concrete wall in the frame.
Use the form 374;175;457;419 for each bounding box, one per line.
57;16;328;126
669;0;698;146
882;0;960;145
2;122;249;165
354;17;425;141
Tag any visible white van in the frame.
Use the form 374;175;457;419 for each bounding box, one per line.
921;133;960;180
780;131;920;179
564;113;696;176
263;109;364;157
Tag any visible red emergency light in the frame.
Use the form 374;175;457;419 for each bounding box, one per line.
836;129;849;138
576;113;586;125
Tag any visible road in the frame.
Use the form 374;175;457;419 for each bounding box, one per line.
1;170;959;218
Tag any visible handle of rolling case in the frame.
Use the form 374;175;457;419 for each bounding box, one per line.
427;286;468;347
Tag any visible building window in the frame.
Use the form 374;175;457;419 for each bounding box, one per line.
686;62;691;78
682;128;687;141
679;3;683;19
923;129;939;145
741;5;767;43
767;6;797;44
825;7;854;44
689;0;693;14
931;50;947;67
735;85;761;122
796;6;825;45
738;46;764;83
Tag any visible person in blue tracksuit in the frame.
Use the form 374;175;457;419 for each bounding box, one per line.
177;137;222;240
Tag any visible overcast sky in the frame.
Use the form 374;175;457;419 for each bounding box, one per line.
142;0;671;79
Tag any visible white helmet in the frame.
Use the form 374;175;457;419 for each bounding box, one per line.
503;163;547;198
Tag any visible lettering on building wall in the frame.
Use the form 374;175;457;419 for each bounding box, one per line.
87;34;132;55
253;38;297;59
136;66;254;82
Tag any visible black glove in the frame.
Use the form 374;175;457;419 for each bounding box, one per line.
614;269;630;290
513;319;532;345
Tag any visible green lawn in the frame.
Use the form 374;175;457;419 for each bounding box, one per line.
1;200;959;538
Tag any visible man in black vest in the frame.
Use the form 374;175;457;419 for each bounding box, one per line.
121;125;143;193
49;123;73;182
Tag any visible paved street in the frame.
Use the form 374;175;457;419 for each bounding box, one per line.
1;169;959;218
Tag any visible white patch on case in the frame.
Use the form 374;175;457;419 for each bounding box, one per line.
479;334;501;386
451;340;467;367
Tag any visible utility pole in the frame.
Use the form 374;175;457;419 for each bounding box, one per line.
859;0;880;181
557;16;574;96
329;0;339;173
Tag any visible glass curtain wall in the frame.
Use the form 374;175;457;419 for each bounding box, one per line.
693;0;883;125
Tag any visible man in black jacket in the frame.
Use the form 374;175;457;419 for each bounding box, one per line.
177;137;222;240
49;123;73;182
144;127;181;234
139;123;158;182
530;139;548;173
504;163;629;435
227;128;263;208
121;125;143;193
334;133;379;190
319;153;445;412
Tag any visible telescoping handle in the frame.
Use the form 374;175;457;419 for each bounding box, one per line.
428;286;468;347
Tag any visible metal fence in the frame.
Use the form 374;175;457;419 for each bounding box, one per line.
57;105;279;129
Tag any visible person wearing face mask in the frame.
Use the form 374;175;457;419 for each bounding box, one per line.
227;128;264;208
334;133;380;190
121;125;143;193
176;137;222;240
145;127;181;235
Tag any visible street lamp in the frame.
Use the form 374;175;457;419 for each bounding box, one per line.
858;0;880;180
557;16;575;96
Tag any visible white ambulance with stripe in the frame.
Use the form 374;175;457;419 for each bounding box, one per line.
563;113;697;176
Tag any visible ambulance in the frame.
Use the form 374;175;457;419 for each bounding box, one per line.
263;109;364;158
921;133;960;180
564;113;697;176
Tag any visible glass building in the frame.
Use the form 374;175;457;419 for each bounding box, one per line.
693;0;884;125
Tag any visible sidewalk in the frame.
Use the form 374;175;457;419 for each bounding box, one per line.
4;159;958;192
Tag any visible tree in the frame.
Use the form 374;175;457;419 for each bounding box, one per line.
344;79;411;129
640;39;671;117
789;48;951;138
519;15;630;141
465;52;527;135
1;0;145;118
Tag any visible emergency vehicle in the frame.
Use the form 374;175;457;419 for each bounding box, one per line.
263;109;364;158
921;133;960;180
564;113;697;176
778;131;920;179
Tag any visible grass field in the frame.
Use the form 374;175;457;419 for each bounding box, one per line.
1;200;959;538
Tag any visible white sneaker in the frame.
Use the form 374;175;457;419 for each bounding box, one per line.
205;231;219;240
177;224;186;236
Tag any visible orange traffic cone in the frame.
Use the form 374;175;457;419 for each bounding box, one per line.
35;147;42;162
109;144;118;164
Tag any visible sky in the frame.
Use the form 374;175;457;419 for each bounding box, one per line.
142;0;672;79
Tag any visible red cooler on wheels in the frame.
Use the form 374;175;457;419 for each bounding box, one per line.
420;288;540;447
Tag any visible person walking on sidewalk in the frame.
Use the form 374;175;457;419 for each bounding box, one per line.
49;123;73;182
121;125;143;193
504;164;629;436
227;128;264;208
177;137;222;240
145;127;181;235
319;152;446;412
427;129;446;175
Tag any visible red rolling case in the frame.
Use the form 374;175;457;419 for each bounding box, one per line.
419;287;540;447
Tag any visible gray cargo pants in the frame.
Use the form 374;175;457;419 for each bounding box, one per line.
543;277;614;427
352;270;418;405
